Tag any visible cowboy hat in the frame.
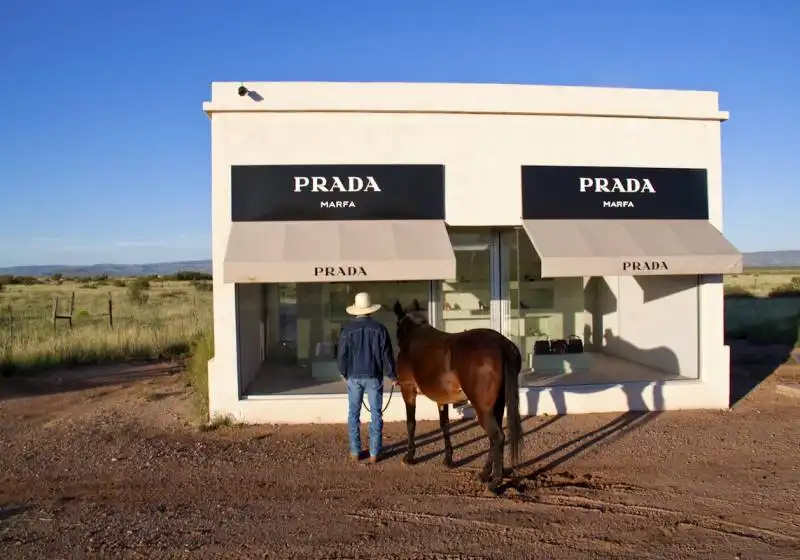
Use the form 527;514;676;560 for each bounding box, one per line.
346;292;381;316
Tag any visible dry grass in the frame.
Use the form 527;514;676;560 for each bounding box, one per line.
724;268;800;297
0;279;213;375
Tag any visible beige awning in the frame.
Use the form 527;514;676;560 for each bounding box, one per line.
223;220;456;283
521;219;743;277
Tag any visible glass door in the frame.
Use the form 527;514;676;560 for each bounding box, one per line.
499;228;557;368
439;229;496;334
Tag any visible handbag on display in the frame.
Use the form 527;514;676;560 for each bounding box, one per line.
550;339;568;354
533;334;551;355
566;334;584;354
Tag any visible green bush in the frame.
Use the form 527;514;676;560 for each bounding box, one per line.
185;330;214;422
174;271;212;282
724;284;754;299
767;283;800;298
126;277;151;305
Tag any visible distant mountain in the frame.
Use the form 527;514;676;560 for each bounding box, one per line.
742;251;800;269
0;260;212;278
0;251;798;278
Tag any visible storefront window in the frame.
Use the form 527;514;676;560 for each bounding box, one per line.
501;227;699;386
441;229;493;333
501;228;560;360
261;281;429;391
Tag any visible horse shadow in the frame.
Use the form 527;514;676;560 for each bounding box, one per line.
383;411;563;466
512;380;665;480
384;355;669;481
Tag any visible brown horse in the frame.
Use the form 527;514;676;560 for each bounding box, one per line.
392;299;524;493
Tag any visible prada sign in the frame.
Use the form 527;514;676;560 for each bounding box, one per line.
521;166;709;220
622;260;668;273
232;164;445;221
313;266;367;278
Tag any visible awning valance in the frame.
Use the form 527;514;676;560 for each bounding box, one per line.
223;220;457;283
521;219;743;277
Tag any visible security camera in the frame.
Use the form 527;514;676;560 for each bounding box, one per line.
238;85;248;97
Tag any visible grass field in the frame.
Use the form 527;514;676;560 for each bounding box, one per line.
724;267;800;297
0;278;213;375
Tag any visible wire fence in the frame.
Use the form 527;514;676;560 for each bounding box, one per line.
0;307;213;373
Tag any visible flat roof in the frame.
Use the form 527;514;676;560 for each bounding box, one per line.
202;81;728;121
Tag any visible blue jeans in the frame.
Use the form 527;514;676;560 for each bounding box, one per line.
347;377;384;457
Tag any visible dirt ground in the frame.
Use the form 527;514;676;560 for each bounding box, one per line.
1;349;800;560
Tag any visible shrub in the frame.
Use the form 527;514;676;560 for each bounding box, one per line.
191;280;213;292
185;330;214;422
767;281;800;298
174;271;212;282
111;279;126;288
724;284;753;299
126;277;151;306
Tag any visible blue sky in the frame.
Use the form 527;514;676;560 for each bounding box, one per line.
0;0;797;267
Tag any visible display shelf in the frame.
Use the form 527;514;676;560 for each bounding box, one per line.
442;310;490;319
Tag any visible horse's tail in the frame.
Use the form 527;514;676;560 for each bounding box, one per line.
502;337;524;467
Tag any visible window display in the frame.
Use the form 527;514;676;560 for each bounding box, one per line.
442;230;492;333
269;281;429;383
499;227;699;383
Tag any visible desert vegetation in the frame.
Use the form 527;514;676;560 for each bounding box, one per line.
0;272;213;376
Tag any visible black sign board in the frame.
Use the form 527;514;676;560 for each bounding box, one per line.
231;164;445;221
521;166;709;220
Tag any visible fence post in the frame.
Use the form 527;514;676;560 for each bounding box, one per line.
52;296;59;330
67;291;75;329
108;293;113;328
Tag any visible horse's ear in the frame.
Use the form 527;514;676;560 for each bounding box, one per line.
410;299;421;312
393;300;405;319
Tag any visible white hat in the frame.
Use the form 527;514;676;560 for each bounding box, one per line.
346;292;382;316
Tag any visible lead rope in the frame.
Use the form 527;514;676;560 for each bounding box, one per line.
362;382;395;414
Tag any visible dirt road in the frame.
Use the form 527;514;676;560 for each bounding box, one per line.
1;355;799;559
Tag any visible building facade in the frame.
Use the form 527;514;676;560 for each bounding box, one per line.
202;81;741;424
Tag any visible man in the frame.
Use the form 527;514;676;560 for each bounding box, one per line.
337;291;398;463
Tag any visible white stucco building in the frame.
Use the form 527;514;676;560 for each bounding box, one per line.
202;81;742;424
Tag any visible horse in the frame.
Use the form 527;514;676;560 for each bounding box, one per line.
392;299;524;493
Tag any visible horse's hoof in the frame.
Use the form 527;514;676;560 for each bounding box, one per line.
402;455;416;466
483;486;501;498
443;456;455;469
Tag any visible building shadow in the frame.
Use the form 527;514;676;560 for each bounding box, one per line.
513;380;664;480
728;338;796;405
725;294;799;406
